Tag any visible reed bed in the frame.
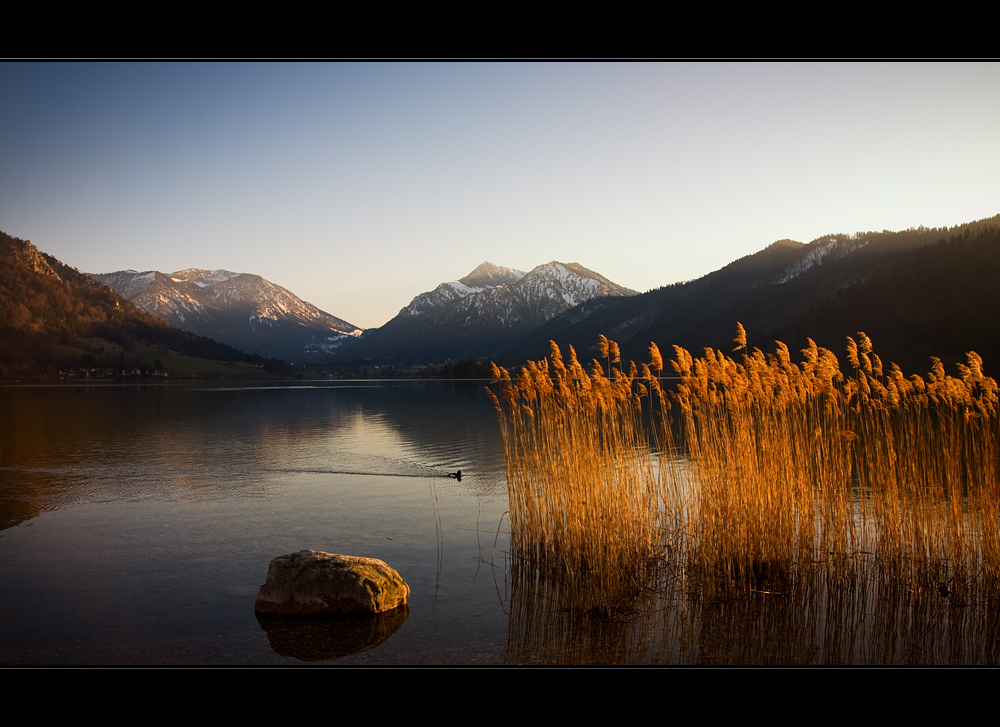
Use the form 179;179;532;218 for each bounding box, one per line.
489;327;1000;607
486;340;667;608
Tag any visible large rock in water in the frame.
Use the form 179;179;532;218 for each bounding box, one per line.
255;550;410;616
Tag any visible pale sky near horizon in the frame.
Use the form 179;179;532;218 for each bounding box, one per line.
2;61;998;329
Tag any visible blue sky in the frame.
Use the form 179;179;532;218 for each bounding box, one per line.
2;61;998;329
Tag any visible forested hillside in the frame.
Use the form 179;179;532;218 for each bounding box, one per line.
0;231;292;379
512;215;1000;375
776;221;1000;370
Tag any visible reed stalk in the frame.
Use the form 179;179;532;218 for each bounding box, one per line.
489;330;1000;608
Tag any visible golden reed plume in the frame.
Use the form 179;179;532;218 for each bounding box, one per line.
489;327;1000;605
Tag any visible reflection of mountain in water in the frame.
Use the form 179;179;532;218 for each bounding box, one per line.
0;381;505;530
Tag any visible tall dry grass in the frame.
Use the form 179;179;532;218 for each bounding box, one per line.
489;328;1000;605
486;341;669;608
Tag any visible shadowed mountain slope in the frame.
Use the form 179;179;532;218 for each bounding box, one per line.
512;215;1000;374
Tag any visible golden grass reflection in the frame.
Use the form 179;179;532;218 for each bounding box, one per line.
492;330;1000;663
504;555;1000;665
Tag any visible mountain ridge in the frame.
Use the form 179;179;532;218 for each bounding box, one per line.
339;260;637;364
513;215;1000;372
9;212;998;376
0;231;290;379
92;268;362;362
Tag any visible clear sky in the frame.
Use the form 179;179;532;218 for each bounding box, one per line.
2;61;998;329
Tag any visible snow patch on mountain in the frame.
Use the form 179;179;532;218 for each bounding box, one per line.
777;236;870;283
91;267;363;360
173;268;241;285
402;264;525;318
395;260;635;328
459;261;527;289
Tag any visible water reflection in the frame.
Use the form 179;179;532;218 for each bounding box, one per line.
503;556;1000;665
0;381;509;665
257;607;409;661
0;381;505;530
3;381;1000;664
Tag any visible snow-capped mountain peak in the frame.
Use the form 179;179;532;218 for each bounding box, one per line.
354;259;637;362
90;267;362;361
458;261;526;289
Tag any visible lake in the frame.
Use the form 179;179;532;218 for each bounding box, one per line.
1;380;995;665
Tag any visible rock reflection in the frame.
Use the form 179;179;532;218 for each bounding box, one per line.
256;605;409;661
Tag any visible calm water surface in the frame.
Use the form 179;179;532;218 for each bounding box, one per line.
0;380;515;665
2;380;995;665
